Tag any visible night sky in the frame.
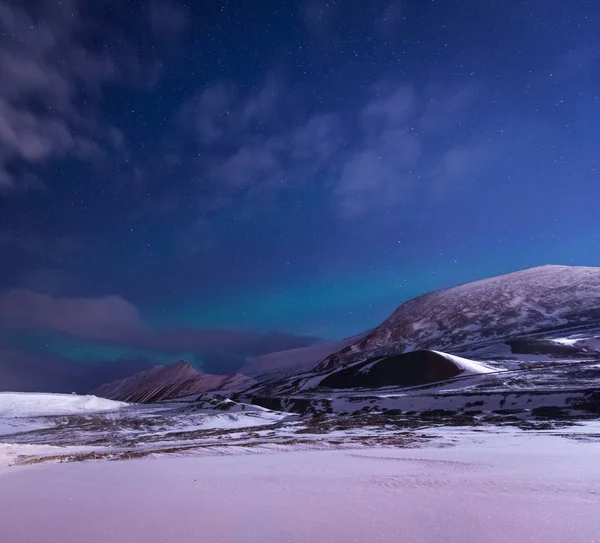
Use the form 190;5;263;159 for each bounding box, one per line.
0;0;599;391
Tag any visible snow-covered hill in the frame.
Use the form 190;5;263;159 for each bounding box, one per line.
317;349;496;389
0;392;126;417
317;265;600;372
91;362;255;403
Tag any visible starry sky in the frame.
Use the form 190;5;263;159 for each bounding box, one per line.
0;0;599;391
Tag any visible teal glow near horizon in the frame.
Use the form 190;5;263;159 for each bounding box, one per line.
148;233;600;340
7;332;201;367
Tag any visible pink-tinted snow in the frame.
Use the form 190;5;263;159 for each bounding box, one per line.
1;430;600;543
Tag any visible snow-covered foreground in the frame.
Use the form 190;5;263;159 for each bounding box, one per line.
0;392;128;438
0;392;127;417
1;428;600;543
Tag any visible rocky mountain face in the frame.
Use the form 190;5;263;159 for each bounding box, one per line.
316;350;494;389
90;362;255;403
316;265;600;372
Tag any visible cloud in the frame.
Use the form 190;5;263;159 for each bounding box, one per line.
240;73;282;128
418;82;480;134
336;142;419;218
332;80;501;218
289;113;342;162
335;84;420;217
180;74;282;147
207;116;342;218
179;76;342;207
173;75;495;222
213;143;281;188
0;1;118;190
361;84;416;131
0;290;143;341
181;84;236;145
0;348;155;394
0;290;322;384
0;0;176;193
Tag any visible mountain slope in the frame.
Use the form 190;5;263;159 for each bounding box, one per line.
317;265;600;371
243;333;368;379
91;362;255;403
317;350;495;389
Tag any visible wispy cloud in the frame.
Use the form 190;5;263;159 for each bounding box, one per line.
334;81;490;218
0;1;117;189
0;0;181;192
0;290;143;341
178;74;342;212
170;74;501;223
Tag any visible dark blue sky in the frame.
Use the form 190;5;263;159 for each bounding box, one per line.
0;0;599;388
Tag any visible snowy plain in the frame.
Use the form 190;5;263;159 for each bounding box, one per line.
2;427;600;543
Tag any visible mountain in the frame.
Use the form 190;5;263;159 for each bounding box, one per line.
242;333;368;379
316;265;600;372
241;265;600;399
93;265;600;404
91;362;255;403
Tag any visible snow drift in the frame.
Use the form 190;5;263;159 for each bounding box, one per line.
0;393;127;417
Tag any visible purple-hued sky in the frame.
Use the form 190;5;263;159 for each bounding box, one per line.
0;0;598;391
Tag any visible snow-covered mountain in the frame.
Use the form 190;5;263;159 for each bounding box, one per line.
93;265;600;404
240;265;600;399
91;362;255;403
243;333;368;380
316;265;600;372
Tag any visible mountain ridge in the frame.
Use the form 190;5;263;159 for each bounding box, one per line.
92;265;600;402
91;362;255;403
315;265;600;372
